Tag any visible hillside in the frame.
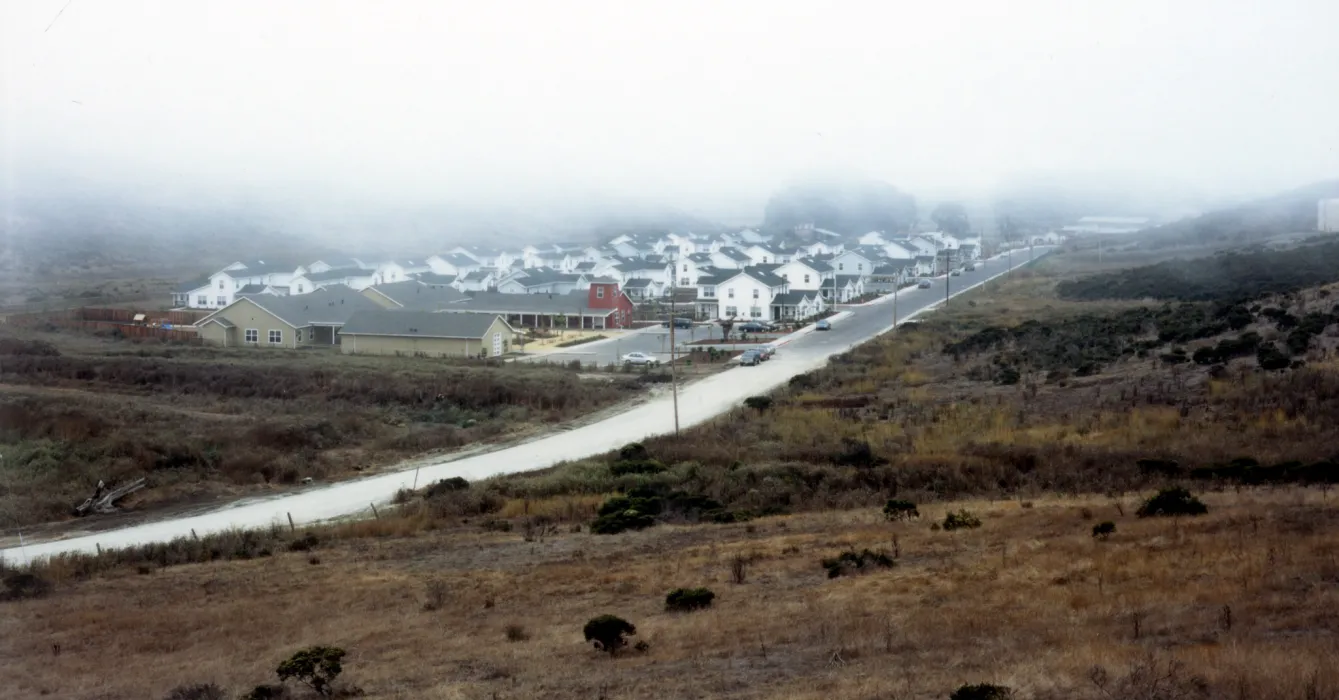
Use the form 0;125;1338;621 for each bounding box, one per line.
1137;179;1339;248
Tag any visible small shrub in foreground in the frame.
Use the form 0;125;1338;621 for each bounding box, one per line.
276;646;346;697
882;499;920;521
164;683;227;700
1092;521;1116;540
2;572;51;601
1136;488;1208;518
505;623;530;642
950;683;1014;700
665;587;716;612
821;549;894;578
583;614;637;655
942;510;983;531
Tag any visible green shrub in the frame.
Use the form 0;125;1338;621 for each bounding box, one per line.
618;443;650;461
942;510;982;531
423;477;469;498
665;587;716;612
275;646;345;697
1091;521;1116;540
590;495;661;534
609;459;667;476
1257;344;1291;371
164;684;227;700
743;395;774;413
1137;488;1208;518
1;572;51;601
882;499;920;521
583;614;637;655
821;548;894;578
950;683;1014;700
995;365;1021;385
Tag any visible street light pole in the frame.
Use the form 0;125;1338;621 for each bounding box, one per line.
669;254;680;436
944;247;951;307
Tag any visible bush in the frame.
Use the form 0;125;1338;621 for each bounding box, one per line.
505;623;530;642
743;395;774;413
882;499;920;521
1;572;51;601
590;495;660;534
423;477;470;498
1136;488;1208;518
665;587;716;612
950;684;1014;700
821;548;894;578
1091;521;1116;540
942;510;983;531
163;683;227;700
609;459;667;476
618;443;650;462
583;614;637;655
243;685;288;700
276;646;346;697
287;533;319;552
995;365;1021;385
1257;344;1291;371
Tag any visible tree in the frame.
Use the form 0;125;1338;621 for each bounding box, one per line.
718;316;736;340
931;202;972;236
1136;488;1208;518
276;646;346;697
882;499;920;521
583;615;637;655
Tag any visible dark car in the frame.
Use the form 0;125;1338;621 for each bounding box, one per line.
661;317;693;329
815;319;831;331
738;349;763;366
965;263;977;272
917;279;933;289
737;322;772;333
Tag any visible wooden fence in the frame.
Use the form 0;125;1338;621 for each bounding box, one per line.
3;307;202;343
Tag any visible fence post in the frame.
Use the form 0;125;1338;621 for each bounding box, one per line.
370;503;380;520
191;528;198;540
287;512;295;533
95;543;102;555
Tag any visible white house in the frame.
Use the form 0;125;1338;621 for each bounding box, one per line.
829;249;881;278
202;261;297;309
615;259;672;287
770;290;827;321
622;277;665;300
797;240;841;257
288;268;377;296
679;254;714;287
452;269;497;292
494;268;588;295
710;267;789;321
858;231;889;246
299;258;371;276
881;241;917;261
427;253;483;277
370;260;431;286
709;247;754;270
773;259;832;292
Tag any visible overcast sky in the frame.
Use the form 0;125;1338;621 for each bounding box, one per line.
4;0;1338;218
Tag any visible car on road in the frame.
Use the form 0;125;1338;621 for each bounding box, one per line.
917;279;933;289
738;349;763;366
965;263;976;271
759;344;777;359
950;268;963;276
621;352;660;366
661;317;694;329
737;321;774;333
815;319;831;331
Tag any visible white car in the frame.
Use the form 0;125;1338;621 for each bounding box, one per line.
621;352;660;366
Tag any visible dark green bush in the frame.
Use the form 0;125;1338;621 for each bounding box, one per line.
583;614;637;655
609;459;667;476
1;572;51;601
276;646;345;697
882;499;920;521
821;548;894;578
590;495;660;534
942;510;982;531
164;684;227;700
1091;521;1116;540
950;683;1014;700
744;395;774;413
1136;488;1208;518
665;587;716;612
423;477;470;498
1256;343;1292;371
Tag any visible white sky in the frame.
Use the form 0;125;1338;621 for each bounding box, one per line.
4;0;1338;216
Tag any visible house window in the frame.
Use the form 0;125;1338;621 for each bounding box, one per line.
838;263;844;271
725;306;738;317
728;288;735;298
683;264;688;272
804;274;810;284
269;330;282;344
703;286;715;298
245;329;258;343
297;284;304;293
596;286;605;298
296;329;303;342
858;263;864;271
197;295;207;306
752;289;759;299
216;296;227;306
782;273;788;280
218;280;225;289
750;306;762;318
235;281;240;289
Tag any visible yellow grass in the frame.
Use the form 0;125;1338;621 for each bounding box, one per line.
6;488;1339;699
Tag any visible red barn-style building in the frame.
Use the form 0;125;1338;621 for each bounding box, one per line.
587;279;635;329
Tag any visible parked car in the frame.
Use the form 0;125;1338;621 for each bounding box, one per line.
815;319;831;331
738;349;763;366
621;352;660;366
661;317;693;329
758;344;776;360
965;263;976;271
950;268;963;276
737;321;773;333
917;279;933;289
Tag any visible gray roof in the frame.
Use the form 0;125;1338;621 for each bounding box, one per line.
236;284;272;295
718;247;752;262
574;261;597;271
435;253;478;268
615;260;667;272
412;272;457;285
206;286;384;328
590;276;619;284
339;310;506;339
795;258;833;272
225;260;295;277
438;291;619;317
460;270;494;281
836;275;863;287
771;291;815;306
174;275;211;293
687;253;713;263
311;258;365;271
623;278;654;288
738;267;787;288
304;268;373;282
367;281;469;310
696;273;730;286
511;267;582;285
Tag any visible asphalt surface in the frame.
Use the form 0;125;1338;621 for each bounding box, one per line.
2;247;1051;563
522;324;722;366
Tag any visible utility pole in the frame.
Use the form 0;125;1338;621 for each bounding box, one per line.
669;254;680;435
944;247;951;307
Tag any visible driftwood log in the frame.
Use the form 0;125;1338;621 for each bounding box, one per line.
72;477;146;516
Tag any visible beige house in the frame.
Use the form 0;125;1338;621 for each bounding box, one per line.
338;310;517;358
196;287;383;348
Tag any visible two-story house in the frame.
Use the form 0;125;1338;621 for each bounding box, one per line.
427;253;484;277
370;260;432;286
709;247;753;270
773;258;833;293
710;267;789;321
201;260;297;309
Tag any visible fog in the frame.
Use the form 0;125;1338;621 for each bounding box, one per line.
5;0;1339;227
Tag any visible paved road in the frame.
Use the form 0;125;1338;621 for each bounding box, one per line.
2;247;1051;563
522;324;722;367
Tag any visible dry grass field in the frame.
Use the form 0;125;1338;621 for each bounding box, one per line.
4;488;1338;699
